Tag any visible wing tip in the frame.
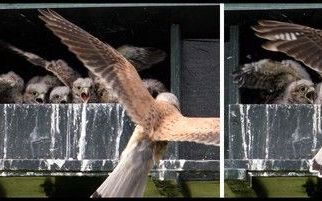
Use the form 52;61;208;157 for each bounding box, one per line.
261;42;279;51
251;19;272;31
90;191;102;198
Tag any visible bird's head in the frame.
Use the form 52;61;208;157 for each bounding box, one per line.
2;71;24;90
287;79;316;104
156;92;180;111
24;83;49;103
50;86;71;104
72;77;94;103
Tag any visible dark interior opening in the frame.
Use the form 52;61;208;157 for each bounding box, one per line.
0;6;219;92
225;9;322;104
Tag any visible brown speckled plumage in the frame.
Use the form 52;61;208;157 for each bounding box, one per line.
38;9;219;197
252;20;322;76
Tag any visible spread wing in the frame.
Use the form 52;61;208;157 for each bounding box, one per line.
252;20;322;75
116;45;167;71
233;59;310;92
1;41;81;87
154;116;220;146
1;40;48;68
38;9;155;125
47;59;81;87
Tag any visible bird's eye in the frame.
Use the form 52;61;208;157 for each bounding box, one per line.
32;91;38;96
299;86;306;92
54;95;60;99
77;86;81;90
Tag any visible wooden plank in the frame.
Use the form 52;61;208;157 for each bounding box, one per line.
225;25;240;159
228;104;321;160
170;24;182;101
225;25;240;105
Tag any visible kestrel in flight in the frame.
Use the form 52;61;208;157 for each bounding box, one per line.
252;20;322;76
38;9;219;197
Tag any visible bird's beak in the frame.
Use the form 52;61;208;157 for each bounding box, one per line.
36;94;45;103
81;88;90;103
306;88;316;103
60;98;67;104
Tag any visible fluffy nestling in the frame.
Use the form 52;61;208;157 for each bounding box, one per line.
23;75;62;103
2;41;167;104
233;59;316;104
49;86;72;103
0;71;24;103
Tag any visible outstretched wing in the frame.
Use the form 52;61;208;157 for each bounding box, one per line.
38;9;155;125
252;20;322;75
155;115;220;146
1;41;81;87
117;45;167;71
47;59;81;87
233;59;309;91
1;40;48;67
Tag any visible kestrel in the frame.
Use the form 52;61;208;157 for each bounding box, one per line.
23;75;62;104
233;59;316;104
252;20;322;76
49;86;72;103
3;42;167;103
38;9;219;197
1;43;97;103
252;20;322;175
116;44;167;71
0;71;24;103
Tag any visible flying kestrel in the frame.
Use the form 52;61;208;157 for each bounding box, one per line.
252;20;322;76
38;9;219;197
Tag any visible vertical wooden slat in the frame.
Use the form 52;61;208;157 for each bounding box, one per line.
225;25;240;105
170;24;182;170
225;25;241;160
170;24;182;101
225;25;241;159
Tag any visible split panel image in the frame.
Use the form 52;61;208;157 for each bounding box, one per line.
0;4;220;198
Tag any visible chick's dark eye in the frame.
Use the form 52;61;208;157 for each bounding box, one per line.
77;86;81;90
299;86;306;92
32;91;38;96
54;95;60;99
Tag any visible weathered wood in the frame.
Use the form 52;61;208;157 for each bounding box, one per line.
226;104;322;179
0;104;217;179
170;24;181;100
